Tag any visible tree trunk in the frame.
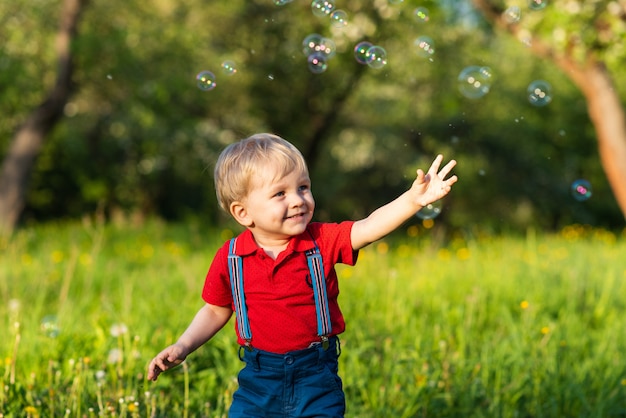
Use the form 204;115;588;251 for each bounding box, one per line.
472;0;626;222
570;62;626;222
0;0;86;235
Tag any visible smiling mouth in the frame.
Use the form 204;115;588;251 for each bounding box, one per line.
286;213;305;220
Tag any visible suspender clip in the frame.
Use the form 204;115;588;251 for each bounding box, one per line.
321;335;329;350
244;340;253;352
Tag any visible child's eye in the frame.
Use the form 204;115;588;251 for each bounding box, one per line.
274;191;285;197
298;185;309;192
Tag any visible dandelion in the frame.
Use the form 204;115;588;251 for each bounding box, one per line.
51;250;64;263
406;225;419;237
376;242;388;254
520;300;529;310
437;248;451;260
107;348;123;365
79;253;92;266
110;323;128;337
456;247;470;260
8;299;21;314
422;218;435;229
95;370;106;381
621;378;626;386
24;406;38;417
541;326;550;335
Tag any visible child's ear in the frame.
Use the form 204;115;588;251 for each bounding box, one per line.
230;201;253;227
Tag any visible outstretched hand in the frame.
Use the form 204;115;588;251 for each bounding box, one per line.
147;344;188;381
412;155;458;208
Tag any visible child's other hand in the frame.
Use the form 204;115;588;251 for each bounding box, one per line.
147;344;188;381
412;155;458;207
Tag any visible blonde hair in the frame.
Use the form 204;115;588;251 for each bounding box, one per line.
214;133;309;212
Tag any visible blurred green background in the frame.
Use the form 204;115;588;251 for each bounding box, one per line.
2;0;625;232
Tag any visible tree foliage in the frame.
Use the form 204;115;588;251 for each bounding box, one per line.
1;0;624;232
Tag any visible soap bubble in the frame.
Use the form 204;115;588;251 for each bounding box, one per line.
311;0;334;17
414;36;435;57
570;179;592;201
196;71;216;91
457;66;493;99
366;45;388;69
528;0;548;11
307;53;328;74
41;315;60;338
527;80;552;106
503;6;522;23
221;60;237;75
330;10;348;27
354;41;373;65
416;201;442;220
303;34;336;58
413;7;430;23
275;0;293;5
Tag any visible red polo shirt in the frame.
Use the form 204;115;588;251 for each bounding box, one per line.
202;221;358;353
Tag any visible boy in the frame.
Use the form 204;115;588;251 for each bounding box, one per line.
147;133;457;417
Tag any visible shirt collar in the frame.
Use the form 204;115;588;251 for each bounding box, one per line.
233;226;317;256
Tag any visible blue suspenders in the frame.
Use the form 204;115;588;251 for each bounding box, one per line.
227;237;332;350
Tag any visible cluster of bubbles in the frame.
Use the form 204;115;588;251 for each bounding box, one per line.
353;41;388;69
303;33;337;73
196;60;238;91
503;0;548;24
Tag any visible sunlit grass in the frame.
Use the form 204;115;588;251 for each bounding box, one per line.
1;220;625;417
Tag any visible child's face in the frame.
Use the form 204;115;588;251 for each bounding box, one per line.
239;166;315;241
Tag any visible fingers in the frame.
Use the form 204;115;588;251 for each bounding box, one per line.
147;351;180;381
426;155;456;180
427;154;444;174
438;159;457;180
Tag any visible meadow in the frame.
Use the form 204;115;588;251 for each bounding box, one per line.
1;219;625;417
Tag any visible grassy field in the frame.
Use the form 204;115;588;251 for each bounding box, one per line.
1;219;625;417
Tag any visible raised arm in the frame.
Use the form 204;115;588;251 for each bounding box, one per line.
147;303;232;381
351;155;457;250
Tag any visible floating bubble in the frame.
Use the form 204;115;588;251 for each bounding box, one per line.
457;66;493;99
274;0;293;5
221;60;237;75
302;34;336;58
570;179;592;201
41;315;60;338
527;80;552;106
414;36;435;57
416;201;442;220
307;53;328;74
503;6;521;23
311;0;334;17
366;45;388;69
303;34;324;55
413;7;430;23
528;0;548;10
330;9;348;27
354;41;373;65
196;71;216;91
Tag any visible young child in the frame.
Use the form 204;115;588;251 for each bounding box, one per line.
147;133;457;417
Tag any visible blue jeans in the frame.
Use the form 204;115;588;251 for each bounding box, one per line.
229;337;345;418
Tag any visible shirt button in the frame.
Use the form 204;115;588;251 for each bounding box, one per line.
285;355;294;365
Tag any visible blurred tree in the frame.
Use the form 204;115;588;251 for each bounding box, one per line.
0;0;87;234
0;0;623;233
472;0;626;222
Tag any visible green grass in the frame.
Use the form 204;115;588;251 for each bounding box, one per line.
1;219;625;417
